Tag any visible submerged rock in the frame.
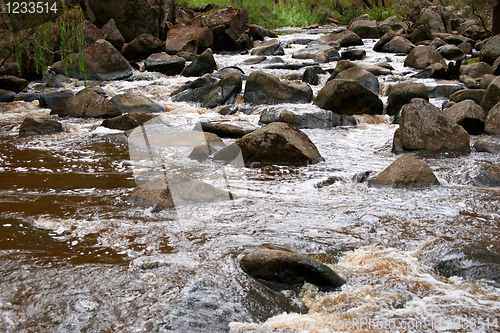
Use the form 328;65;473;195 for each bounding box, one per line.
51;91;121;118
472;164;500;187
213;122;324;166
101;112;157;131
19;116;63;136
368;154;440;188
392;98;470;155
201;121;256;138
111;93;166;113
474;141;500;154
314;79;383;115
240;249;345;291
259;106;341;129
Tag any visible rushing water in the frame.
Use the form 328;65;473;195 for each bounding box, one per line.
1;27;500;332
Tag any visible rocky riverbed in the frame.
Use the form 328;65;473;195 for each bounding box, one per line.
1;3;500;332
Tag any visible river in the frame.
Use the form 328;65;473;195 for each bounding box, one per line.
1;26;500;332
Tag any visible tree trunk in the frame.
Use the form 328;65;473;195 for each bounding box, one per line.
494;0;500;35
361;0;373;9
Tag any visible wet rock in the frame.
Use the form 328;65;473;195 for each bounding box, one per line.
167;26;213;53
144;53;185;76
319;28;363;47
213;122;324;166
336;67;379;95
46;74;72;88
53;39;133;81
241;249;345;291
51;91;121;118
474;141;500;154
302;67;321;86
0;89;15;102
18;116;63;136
76;87;109;98
386;82;428;117
81;0;175;42
485;101;500;135
369;154;439;188
450;89;485;105
111;93;166;114
39;90;75;110
171;74;218;103
392;98;470;155
163;38;198;56
127;175;233;211
202;72;242;108
472;164;500;187
248;24;277;41
292;43;340;61
438;44;464;60
259;106;341;129
188;133;225;161
341;49;366;60
200;7;252;52
426;80;464;98
314;79;383;116
0;75;29;92
381;36;415;54
101;112;157;131
480;76;500;113
348;19;379;38
101;19;125;51
251;39;285;56
404;45;447;69
460;62;493;79
443;100;486;135
121;33;163;60
182;49;217;77
243;71;313;105
201;121;256;138
479;35;500;65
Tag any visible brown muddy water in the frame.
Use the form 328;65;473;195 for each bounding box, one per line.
1;27;500;332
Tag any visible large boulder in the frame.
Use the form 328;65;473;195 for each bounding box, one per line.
39;90;75;110
348;19;379;38
121;33;162;60
259;105;342;129
0;89;15;102
479;35;500;65
392;98;470;154
251;39;285;56
18;116;63;136
111;93;166;113
443;100;487;135
101;112;157;131
450;89;485;105
336;67;379;94
485;101;500;135
386;82;428;116
167;25;213;53
404;45;447;69
318;28;363;47
81;0;176;42
472;164;500;187
213;122;324;166
51;91;121;118
182;48;217;77
314;79;383;115
53;39;133;81
292;43;340;61
0;75;29;92
480;76;500;113
197;7;251;51
438;44;465;60
240;249;345;291
419;7;446;34
145;53;185;76
202;72;242;108
460;62;493;79
368;154;440;188
101;19;125;51
381;36;415;54
243;71;313;105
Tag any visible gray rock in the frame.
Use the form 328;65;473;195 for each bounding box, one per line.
450;89;485;105
485;101;500;135
336;67;379;94
202;72;242;108
101;112;157;131
0;89;15;102
111;93;166;113
348;19;379;38
404;45;447;69
0;75;29;92
472;164;500;187
386;81;428;116
46;74;71;88
121;33;163;60
145;53;185;76
443;100;487;135
18;116;63;136
314;79;383;116
101;19;125;51
319;28;363;47
201;121;257;138
251;40;285;56
51;91;121;118
240;249;345;291
39;90;75;110
392;98;470;154
460;62;492;79
480;76;500;113
302;67;320;86
292;43;340;61
438;44;465;60
381;36;415;54
182;48;217;77
479;35;500;65
167;25;213;53
76;86;109;98
379;15;407;35
474;141;500;154
259;106;341;129
341;49;366;60
243;71;313;105
213;122;324;166
409;25;433;44
369;154;440;188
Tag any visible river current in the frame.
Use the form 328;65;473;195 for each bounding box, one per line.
1;27;500;332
